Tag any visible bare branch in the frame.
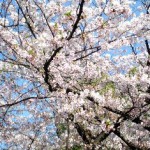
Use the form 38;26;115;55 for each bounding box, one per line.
15;0;37;38
0;96;49;108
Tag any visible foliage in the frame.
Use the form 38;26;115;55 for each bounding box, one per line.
71;145;83;150
64;11;72;17
99;81;116;96
56;123;67;137
128;67;137;77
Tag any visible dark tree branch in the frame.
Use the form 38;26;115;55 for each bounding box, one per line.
130;44;137;55
27;138;35;150
34;1;55;38
67;0;85;40
75;122;92;144
0;96;48;108
93;131;111;144
43;47;62;92
93;117;122;144
104;106;129;117
86;96;99;105
74;115;121;145
144;126;150;132
74;47;101;61
104;106;150;132
113;129;144;150
145;40;150;55
15;0;37;38
75;45;101;54
27;130;39;150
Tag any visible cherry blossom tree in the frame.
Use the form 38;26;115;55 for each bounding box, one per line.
0;0;149;149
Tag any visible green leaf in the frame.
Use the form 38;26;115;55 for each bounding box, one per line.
101;22;108;28
28;49;35;55
105;119;111;126
101;72;108;80
56;123;67;137
78;73;108;87
90;73;108;86
64;11;72;17
128;67;137;77
72;145;83;150
54;23;58;29
99;81;115;96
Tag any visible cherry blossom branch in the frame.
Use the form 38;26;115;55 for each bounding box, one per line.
43;47;62;92
67;0;85;40
74;116;121;145
15;0;37;38
0;96;49;108
34;1;55;38
74;47;101;61
104;105;150;132
113;129;145;150
86;94;150;134
2;0;12;26
27;130;39;150
74;122;92;144
75;45;101;54
0;6;20;28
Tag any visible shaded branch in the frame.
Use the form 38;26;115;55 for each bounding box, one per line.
104;106;150;132
93;131;111;144
75;122;92;144
114;129;147;150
